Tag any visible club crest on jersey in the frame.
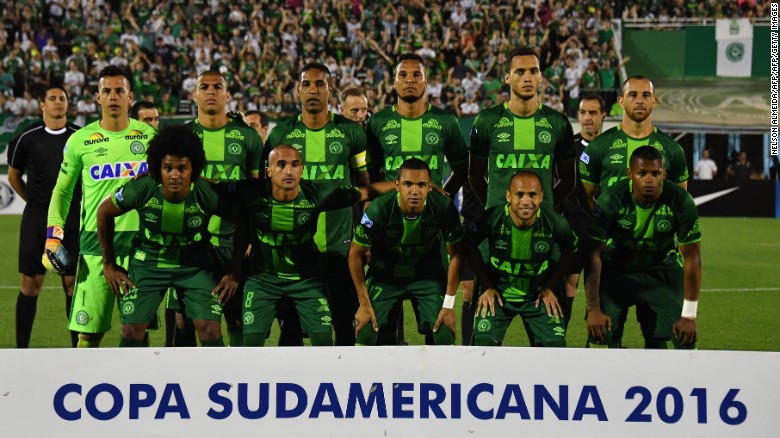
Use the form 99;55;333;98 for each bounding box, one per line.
537;131;552;144
328;142;344;154
425;132;439;145
90;161;148;180
130;141;145;154
228;143;243;155
535;241;550;253
361;213;373;228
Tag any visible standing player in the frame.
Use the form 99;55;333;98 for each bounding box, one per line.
44;66;156;348
188;69;263;347
130;101;160;129
466;171;578;347
8;86;80;348
96;125;239;347
585;147;701;349
468;46;575;212
580;75;689;211
350;159;462;346
367;53;468;194
236;145;395;346
243;110;270;141
266;63;370;346
556;94;606;327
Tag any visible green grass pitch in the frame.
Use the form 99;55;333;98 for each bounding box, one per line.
0;216;778;350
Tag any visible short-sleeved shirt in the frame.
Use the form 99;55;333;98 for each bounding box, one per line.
366;104;468;185
465;205;578;302
580;124;689;190
189;118;263;247
266;113;368;253
111;176;229;268
590;179;701;271
48;119;156;256
353;190;463;281
7;122;81;207
235;179;361;280
470;102;575;210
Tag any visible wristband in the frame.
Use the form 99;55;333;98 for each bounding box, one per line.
47;225;64;240
442;294;456;309
681;299;698;319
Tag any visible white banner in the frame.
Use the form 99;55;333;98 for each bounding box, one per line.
0;174;25;214
0;347;778;437
716;18;754;77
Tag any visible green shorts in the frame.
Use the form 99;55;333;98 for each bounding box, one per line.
242;273;332;338
591;267;684;348
69;254;130;333
474;298;566;347
120;259;222;325
165;245;235;312
362;276;445;335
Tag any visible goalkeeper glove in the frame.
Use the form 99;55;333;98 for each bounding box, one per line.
42;226;71;275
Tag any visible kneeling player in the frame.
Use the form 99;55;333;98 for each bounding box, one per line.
465;171;578;347
585;146;701;349
350;159;462;346
97;126;240;347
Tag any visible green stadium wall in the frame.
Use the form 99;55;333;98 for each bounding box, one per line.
623;25;770;79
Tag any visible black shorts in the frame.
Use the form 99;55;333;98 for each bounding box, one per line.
563;212;590;276
19;203;79;276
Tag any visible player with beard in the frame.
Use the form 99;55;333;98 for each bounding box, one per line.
265;63;370;346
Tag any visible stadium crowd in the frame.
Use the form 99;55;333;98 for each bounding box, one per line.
0;0;771;121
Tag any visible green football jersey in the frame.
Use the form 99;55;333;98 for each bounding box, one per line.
353;190;463;281
465;205;578;302
189;118;263;248
235;179;361;280
366;104;468;185
48;119;156;256
590;179;701;271
111;176;228;268
266;113;367;253
470;103;575;210
580;124;689;190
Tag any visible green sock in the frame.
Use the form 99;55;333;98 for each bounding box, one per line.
243;332;266;347
228;332;243;347
200;337;225;347
77;336;101;348
118;337;145;348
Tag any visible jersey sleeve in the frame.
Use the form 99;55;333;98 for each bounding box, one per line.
47;136;83;227
666;138;690;184
246;129;264;176
443;115;468;165
675;189;701;245
348;123;368;171
588;191;615;243
434;193;464;244
580;135;604;186
6;129;29;171
365;117;384;177
317;183;361;211
551;210;578;254
112;177;152;212
353;202;382;248
469;112;492;159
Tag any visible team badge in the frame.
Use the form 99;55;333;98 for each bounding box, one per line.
130;141;145;154
425;132;439;145
477;319;491;332
75;310;89;325
656;219;672;232
188;217;203;227
535;241;550;253
298;213;311;224
537;131;551;144
122;302;135;315
244;312;255;325
228;143;242;155
328;142;343;154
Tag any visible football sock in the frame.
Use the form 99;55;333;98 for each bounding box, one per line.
16;292;38;348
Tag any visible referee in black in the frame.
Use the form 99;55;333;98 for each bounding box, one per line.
7;85;81;348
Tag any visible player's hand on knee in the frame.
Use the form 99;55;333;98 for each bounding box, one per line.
42;226;71;275
535;288;562;318
586;306;611;342
477;288;502;318
212;273;240;305
434;308;457;336
672;317;697;346
102;263;135;297
354;303;377;336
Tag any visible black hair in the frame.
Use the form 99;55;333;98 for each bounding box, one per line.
98;66;133;91
146;125;207;183
41;85;69;102
130;101;157;119
629;145;665;167
579;94;606;113
506;46;539;67
398;158;432;180
300;62;331;78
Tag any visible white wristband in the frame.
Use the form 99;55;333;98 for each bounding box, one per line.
442;294;456;309
681;299;698;319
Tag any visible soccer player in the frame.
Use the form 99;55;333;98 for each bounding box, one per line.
96;125;239;347
469;46;576;211
130;101;160;129
340;86;369;125
350;159;462;346
243;110;270;141
580;75;689;212
585;146;701;349
556;94;606;327
367;53;468;194
466;171;578;347
266;63;370;346
44;66;156;348
188;69;263;347
8;86;80;348
236;145;395;347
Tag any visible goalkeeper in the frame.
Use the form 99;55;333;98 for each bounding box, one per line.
44;66;156;348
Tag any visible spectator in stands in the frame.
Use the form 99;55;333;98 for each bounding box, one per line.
727;151;752;181
694;149;718;180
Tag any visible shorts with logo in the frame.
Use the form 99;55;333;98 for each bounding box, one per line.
68;254;130;333
474;298;567;346
20;203;79;276
365;276;445;334
590;266;684;346
242;273;332;336
120;258;222;325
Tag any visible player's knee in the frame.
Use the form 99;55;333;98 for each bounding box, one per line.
309;331;333;346
433;327;454;345
474;334;500;347
120;325;146;341
78;332;104;343
61;275;76;295
20;275;44;296
193;320;222;341
243;332;267;347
